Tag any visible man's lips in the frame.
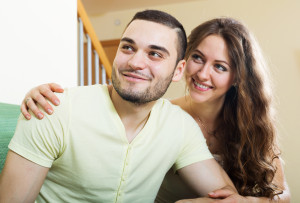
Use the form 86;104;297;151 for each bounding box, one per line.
122;71;151;81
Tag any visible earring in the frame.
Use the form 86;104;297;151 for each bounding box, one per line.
233;83;238;88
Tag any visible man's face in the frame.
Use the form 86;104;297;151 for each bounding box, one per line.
112;20;179;104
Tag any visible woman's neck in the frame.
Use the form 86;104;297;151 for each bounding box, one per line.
172;95;224;154
188;96;222;125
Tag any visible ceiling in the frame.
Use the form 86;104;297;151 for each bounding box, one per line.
82;0;199;16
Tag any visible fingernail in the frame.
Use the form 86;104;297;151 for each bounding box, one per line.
54;99;60;105
47;109;53;114
38;113;44;119
208;192;214;196
25;114;31;120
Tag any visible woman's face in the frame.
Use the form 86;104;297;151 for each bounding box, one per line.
185;34;235;106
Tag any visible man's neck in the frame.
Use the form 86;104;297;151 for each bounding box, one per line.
108;85;156;143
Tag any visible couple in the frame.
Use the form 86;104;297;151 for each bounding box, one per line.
0;10;290;202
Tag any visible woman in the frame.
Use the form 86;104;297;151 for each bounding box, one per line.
156;18;290;203
21;17;290;202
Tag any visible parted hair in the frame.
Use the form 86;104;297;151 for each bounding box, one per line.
185;17;282;198
128;10;187;63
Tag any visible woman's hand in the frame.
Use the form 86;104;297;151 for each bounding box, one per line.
208;188;249;203
175;197;216;203
175;187;249;203
21;83;63;120
176;195;249;203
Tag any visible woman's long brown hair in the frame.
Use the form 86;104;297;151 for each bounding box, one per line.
185;18;282;198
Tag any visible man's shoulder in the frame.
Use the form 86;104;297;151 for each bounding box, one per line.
61;84;107;97
156;98;181;110
44;85;109;118
154;98;195;123
55;84;109;103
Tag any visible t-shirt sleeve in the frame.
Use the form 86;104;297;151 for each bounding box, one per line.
173;115;213;172
8;91;69;168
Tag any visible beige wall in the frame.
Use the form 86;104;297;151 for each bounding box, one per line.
90;0;300;201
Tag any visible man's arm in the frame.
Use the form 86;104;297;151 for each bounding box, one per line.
0;150;49;202
178;158;237;198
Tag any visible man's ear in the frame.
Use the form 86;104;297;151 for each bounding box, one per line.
172;60;186;82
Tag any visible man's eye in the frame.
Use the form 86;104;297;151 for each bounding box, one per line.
149;51;162;58
122;45;134;51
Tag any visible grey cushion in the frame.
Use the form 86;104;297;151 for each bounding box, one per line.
0;102;20;173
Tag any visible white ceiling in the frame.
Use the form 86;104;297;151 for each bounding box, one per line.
82;0;199;16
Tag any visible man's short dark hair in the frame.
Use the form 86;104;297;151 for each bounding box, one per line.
127;10;187;63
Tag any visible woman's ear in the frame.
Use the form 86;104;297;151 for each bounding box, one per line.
172;60;186;82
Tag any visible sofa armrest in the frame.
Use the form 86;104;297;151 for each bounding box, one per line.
0;103;20;173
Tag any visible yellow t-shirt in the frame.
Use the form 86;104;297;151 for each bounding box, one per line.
9;85;212;203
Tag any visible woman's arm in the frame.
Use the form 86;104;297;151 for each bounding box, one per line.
207;157;290;203
21;83;63;120
247;157;291;203
176;157;290;203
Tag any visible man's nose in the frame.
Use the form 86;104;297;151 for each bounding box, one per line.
128;51;147;70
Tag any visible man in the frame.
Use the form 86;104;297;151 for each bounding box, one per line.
0;10;236;202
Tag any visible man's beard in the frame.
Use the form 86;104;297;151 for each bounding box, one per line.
111;67;174;105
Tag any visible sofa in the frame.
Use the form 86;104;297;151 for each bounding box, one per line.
0;102;20;173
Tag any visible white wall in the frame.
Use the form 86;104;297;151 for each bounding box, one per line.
0;0;77;105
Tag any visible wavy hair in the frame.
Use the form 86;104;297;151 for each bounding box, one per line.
185;18;282;198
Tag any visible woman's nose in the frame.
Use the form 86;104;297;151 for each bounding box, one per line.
197;63;211;81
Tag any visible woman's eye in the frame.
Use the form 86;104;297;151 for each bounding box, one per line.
191;54;204;63
215;64;227;71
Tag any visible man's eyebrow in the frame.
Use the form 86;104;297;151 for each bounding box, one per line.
149;45;170;56
120;38;170;56
120;37;135;44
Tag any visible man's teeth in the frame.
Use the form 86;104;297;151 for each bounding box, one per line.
194;81;209;89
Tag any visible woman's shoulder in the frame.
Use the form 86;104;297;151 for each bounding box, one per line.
170;96;188;110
